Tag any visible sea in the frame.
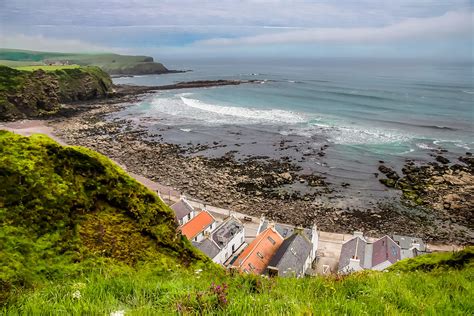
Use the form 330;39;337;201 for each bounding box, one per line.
112;58;473;206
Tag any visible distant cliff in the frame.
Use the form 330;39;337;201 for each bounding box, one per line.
0;65;113;120
0;48;177;76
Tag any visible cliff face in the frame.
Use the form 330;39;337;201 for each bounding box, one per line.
0;65;113;121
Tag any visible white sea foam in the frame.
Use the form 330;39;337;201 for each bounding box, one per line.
179;128;192;132
177;95;306;124
416;142;437;150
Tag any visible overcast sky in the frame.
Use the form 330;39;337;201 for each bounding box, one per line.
1;0;472;60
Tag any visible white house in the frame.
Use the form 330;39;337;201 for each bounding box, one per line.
193;215;246;265
171;197;196;226
181;210;217;242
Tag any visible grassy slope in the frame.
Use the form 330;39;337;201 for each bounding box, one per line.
0;49;169;75
0;65;113;120
0;131;206;302
0;131;472;314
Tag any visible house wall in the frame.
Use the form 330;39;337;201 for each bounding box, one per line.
340;258;363;274
194;221;216;242
212;229;245;265
303;254;312;276
372;260;393;271
179;210;195;226
310;224;319;262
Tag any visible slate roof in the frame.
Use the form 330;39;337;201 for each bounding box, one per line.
259;220;313;240
267;232;312;277
212;217;244;248
181;211;215;239
171;199;195;221
193;238;220;259
338;236;368;271
392;235;426;252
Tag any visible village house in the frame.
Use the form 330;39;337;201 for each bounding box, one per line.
232;226;284;275
338;232;402;274
266;229;313;278
257;217;319;265
193;215;245;265
392;235;427;259
170;197;196;226
180;210;217;242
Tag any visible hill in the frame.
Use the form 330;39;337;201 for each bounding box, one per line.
0;131;472;314
0;48;171;75
0;65;113;120
0;131;205;303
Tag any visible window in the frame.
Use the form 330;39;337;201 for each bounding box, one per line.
256;252;264;259
194;237;198;242
232;245;235;252
187;213;191;220
268;236;276;245
391;245;398;257
248;262;255;270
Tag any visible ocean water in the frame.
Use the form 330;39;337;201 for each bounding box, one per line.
113;59;473;203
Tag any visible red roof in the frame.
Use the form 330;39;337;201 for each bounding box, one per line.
181;211;215;239
232;227;284;275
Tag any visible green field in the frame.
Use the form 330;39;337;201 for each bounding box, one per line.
14;64;81;71
0;48;169;75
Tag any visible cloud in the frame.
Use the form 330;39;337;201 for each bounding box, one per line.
0;33;114;53
196;11;473;46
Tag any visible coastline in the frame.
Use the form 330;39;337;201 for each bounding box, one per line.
1;84;472;245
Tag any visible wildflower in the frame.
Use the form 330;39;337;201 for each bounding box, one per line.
110;310;125;316
72;290;81;299
195;269;203;274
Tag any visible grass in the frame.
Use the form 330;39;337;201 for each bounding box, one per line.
2;252;473;315
1;131;473;314
0;48;168;75
14;65;81;71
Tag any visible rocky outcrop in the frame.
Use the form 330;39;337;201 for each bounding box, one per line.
379;155;474;229
0;66;113;121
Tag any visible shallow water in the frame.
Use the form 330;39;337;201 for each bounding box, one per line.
112;59;473;203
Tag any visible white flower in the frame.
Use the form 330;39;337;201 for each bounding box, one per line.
195;269;203;274
72;290;81;299
110;310;125;316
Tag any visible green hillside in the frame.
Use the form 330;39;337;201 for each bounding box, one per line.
0;65;113;120
0;131;472;314
0;48;169;75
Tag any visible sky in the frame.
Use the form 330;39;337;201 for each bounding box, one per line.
0;0;473;61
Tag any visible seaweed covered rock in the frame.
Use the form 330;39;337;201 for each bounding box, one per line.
378;156;474;228
0;131;204;292
0;65;113;121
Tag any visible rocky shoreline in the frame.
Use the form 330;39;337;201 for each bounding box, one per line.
43;88;474;245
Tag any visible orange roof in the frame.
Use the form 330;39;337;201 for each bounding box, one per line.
181;211;215;239
232;227;284;275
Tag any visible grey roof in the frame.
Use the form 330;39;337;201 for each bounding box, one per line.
338;236;368;271
212;217;244;248
267;232;312;277
193;238;220;259
260;220;312;240
392;235;426;252
171;199;194;221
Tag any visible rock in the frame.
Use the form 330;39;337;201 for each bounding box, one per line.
279;172;293;182
436;155;450;164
